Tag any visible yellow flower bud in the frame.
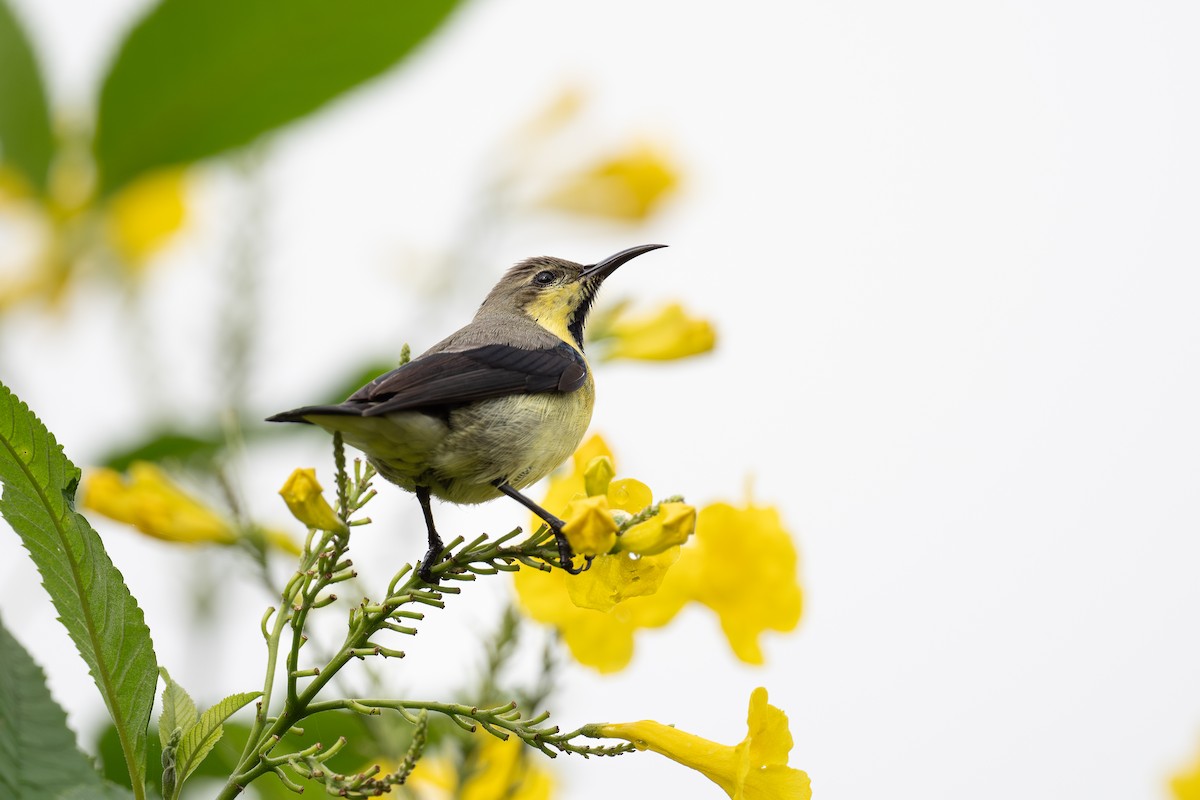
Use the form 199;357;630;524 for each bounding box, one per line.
583;455;615;497
278;468;346;533
560;495;618;557
601;302;716;361
619;502;696;556
542;142;679;222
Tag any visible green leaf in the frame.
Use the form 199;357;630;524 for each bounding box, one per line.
0;613;104;799
94;0;465;195
173;691;260;794
157;669;197;750
0;0;54;192
0;381;158;798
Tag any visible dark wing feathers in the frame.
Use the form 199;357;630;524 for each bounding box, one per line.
267;343;587;423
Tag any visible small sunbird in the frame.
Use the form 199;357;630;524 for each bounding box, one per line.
268;243;666;581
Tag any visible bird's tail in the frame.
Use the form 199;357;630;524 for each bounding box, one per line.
266;404;367;424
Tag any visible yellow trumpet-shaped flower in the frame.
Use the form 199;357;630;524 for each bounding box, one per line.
590;687;810;800
598;301;717;362
278;468;346;533
515;434;696;671
673;502;803;664
542;142;679;222
82;462;236;545
104;167;188;268
560;494;618;557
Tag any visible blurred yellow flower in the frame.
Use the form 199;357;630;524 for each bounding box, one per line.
597;301;717;361
82;462;236;545
560;495;618;557
674;502;803;664
407;737;554;800
543;142;679;222
592;687;810;800
104;167;188;267
278;468;346;533
1172;746;1200;800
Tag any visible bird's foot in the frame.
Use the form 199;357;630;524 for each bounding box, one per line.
554;532;593;575
418;544;443;584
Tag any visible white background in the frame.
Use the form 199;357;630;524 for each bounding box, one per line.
2;1;1200;798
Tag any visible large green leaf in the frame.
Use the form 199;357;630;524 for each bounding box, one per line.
0;381;158;797
94;0;464;195
0;614;104;799
0;0;54;192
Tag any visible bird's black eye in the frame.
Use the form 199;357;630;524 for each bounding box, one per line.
533;270;556;286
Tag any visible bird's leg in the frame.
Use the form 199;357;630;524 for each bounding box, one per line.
493;481;592;575
415;486;444;583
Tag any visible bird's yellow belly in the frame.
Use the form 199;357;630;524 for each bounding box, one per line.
431;387;594;504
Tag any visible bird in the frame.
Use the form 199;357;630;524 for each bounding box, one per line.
267;243;666;581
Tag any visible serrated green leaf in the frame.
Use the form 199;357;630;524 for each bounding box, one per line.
173;691;260;796
0;613;104;799
94;0;464;195
0;0;54;192
157;669;197;750
0;381;158;797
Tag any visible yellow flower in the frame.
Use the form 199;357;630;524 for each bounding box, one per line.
514;434;692;671
407;737;554;800
1172;745;1200;800
591;687;810;800
542;142;679;222
560;495;618;557
597;301;716;361
82;462;236;544
672;502;803;664
619;502;696;556
104;167;188;267
278;468;346;533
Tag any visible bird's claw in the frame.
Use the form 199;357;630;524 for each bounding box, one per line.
418;545;443;584
553;532;593;574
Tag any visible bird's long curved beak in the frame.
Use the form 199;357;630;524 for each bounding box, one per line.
580;243;667;280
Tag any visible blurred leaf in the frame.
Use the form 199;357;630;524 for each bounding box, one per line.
0;613;105;799
95;722;162;797
0;381;158;795
99;428;226;472
0;0;54;192
95;0;465;195
57;784;138;800
173;691;260;795
320;358;403;406
157;669;197;750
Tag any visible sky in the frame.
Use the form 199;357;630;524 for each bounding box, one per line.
2;1;1200;798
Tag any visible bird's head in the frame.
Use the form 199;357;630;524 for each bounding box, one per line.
480;244;666;349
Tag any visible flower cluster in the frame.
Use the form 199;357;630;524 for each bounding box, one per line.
514;435;803;672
